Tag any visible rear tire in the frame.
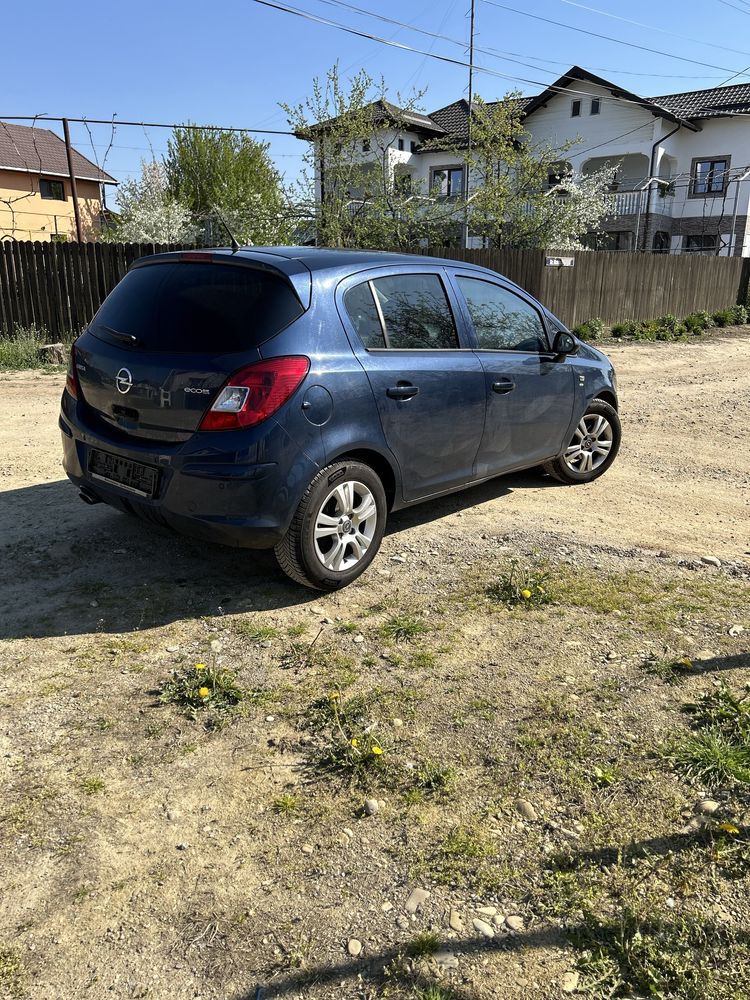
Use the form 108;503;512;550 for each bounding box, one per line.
544;398;621;484
274;459;387;590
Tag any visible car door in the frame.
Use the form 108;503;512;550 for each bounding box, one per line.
450;273;575;477
337;267;485;502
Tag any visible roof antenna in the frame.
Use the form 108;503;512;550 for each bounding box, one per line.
211;205;245;251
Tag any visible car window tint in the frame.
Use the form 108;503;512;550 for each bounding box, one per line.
343;281;386;349
371;274;458;349
90;263;304;353
457;277;548;352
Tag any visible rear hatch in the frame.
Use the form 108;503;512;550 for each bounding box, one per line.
76;254;308;442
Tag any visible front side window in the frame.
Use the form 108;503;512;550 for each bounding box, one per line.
590;98;601;115
457;277;548;352
571;99;581;117
344;274;459;350
431;166;464;197
692;158;728;196
40;178;65;200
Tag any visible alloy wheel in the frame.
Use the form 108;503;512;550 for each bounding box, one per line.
312;480;378;572
564;413;614;475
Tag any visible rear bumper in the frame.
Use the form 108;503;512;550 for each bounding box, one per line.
59;393;317;549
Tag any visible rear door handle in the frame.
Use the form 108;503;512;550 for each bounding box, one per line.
386;384;419;400
492;379;516;394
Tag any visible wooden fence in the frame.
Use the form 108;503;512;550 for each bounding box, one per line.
419;247;750;327
0;241;191;340
2;240;750;338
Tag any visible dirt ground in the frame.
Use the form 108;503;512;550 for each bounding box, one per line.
0;333;749;1000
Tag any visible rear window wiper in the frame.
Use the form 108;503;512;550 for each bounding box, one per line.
96;324;142;348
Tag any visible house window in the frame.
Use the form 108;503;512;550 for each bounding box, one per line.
362;139;370;152
691;158;729;196
684;234;717;254
40;178;65;200
604;231;634;251
590;98;601;115
410;140;418;153
397;138;404;151
571;99;581;118
431;166;464;197
652;231;670;253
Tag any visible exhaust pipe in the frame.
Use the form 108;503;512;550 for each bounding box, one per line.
79;487;102;506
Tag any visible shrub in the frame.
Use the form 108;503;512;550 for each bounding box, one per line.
572;317;604;341
712;308;734;327
729;303;748;325
611;320;638;338
655;314;685;339
683;311;712;335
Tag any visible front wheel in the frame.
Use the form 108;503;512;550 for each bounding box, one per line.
544;398;621;484
274;459;387;590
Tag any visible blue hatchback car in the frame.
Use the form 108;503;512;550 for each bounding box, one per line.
60;247;620;589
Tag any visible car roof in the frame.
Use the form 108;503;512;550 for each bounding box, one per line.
219;246;495;275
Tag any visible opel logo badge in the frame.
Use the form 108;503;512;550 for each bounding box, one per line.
115;367;133;394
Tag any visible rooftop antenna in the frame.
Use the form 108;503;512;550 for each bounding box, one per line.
211;205;245;251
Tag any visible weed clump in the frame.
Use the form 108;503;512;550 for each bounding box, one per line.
159;662;243;724
486;559;551;607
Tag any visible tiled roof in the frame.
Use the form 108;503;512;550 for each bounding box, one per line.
427;97;533;146
649;82;750;119
0;121;116;183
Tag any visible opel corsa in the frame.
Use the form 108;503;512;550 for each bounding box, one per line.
60;247;620;590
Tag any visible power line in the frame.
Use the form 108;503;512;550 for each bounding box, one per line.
309;0;732;80
556;0;750;60
0;116;294;135
250;0;745;113
481;0;750;77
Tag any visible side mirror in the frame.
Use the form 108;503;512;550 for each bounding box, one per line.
553;330;577;357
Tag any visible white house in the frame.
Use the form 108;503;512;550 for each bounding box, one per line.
301;67;750;256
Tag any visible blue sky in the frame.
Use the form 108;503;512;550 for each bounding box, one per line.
5;0;750;206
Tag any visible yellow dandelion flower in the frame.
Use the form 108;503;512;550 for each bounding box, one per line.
198;686;210;700
521;589;532;600
717;821;740;835
678;657;693;668
371;745;384;756
195;663;207;671
350;738;359;748
329;692;340;701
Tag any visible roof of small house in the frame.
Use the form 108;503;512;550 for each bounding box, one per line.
0;121;116;183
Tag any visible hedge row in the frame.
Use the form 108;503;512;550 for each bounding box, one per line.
573;305;749;343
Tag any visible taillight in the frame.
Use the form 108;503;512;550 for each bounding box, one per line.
65;344;81;400
199;357;310;432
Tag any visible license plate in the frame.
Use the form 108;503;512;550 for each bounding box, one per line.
88;449;159;498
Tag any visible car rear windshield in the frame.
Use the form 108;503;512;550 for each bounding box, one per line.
90;262;304;353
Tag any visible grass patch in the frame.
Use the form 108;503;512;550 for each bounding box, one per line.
571;907;750;1000
233;623;279;642
158;661;243;726
664;729;750;786
0;326;69;370
407;931;441;957
664;683;750;787
80;776;105;795
380;615;429;643
305;689;392;786
486;559;551;607
273;793;299;814
0;946;24;998
642;655;696;685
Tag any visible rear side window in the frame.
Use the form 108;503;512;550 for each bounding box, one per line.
91;262;304;353
457;277;548;352
344;273;459;350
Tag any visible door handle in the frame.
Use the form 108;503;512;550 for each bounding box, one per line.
386;384;419;400
492;379;516;394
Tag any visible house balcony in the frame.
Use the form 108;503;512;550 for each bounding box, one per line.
603;187;675;217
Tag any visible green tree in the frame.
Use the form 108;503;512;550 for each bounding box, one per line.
458;95;613;250
282;65;463;250
165;127;292;246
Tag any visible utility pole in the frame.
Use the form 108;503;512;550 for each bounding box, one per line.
463;0;476;250
62;117;83;242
